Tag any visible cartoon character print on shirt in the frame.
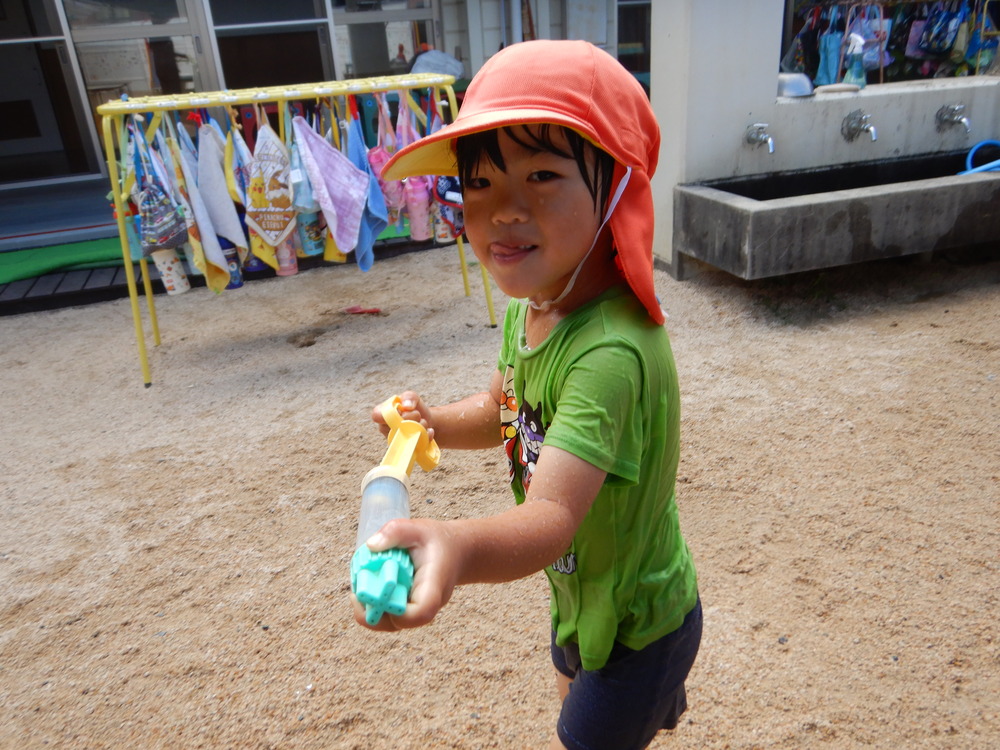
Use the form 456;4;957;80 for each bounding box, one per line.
499;365;519;481
517;399;545;491
499;363;544;491
499;365;576;575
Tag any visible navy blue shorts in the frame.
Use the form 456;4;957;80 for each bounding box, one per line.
550;598;702;750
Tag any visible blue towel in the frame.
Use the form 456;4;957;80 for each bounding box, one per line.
347;116;388;272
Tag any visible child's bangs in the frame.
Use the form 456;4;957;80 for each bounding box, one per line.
456;124;614;209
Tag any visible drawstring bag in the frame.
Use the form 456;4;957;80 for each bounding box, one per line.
138;182;188;254
367;93;405;226
132;119;188;256
395;96;433;241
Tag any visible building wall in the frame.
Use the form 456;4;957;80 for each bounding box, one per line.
650;0;1000;262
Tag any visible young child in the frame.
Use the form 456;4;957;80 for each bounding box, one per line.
356;39;701;750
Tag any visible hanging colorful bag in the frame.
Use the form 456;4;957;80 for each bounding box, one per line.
433;175;464;242
394;95;433;241
906;19;933;59
849;5;892;71
966;11;999;69
132;119;188;256
367;93;405;226
781;7;822;76
919;2;963;55
138;181;189;254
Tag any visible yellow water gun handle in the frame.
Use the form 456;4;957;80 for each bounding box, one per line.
379;396;441;476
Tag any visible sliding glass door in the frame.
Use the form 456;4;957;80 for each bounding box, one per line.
0;0;99;184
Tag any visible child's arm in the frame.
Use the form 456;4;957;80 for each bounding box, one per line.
353;442;605;630
371;369;505;450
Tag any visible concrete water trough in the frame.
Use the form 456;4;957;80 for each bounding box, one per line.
672;149;1000;280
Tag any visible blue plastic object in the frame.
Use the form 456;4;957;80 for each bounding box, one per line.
959;140;1000;175
351;545;414;626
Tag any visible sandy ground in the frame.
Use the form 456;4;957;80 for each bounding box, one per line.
0;244;998;749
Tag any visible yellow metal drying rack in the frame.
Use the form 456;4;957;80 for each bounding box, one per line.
97;72;496;387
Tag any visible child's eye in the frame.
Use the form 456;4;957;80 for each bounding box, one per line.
529;170;559;183
464;176;490;190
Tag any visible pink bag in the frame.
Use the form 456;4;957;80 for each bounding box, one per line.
404;175;433;241
367;94;405;226
395;97;433;241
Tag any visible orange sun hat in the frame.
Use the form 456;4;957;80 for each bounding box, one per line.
383;39;664;325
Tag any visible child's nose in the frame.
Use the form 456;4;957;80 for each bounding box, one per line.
489;187;528;224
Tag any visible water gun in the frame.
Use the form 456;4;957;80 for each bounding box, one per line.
351;396;440;625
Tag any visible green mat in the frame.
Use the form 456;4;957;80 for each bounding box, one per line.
0;237;124;285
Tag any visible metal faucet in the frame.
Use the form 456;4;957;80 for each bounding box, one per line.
841;110;877;142
745;123;775;154
936;104;971;134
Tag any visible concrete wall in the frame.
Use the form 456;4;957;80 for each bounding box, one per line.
650;0;1000;265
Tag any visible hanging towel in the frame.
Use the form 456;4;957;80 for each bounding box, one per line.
224;125;253;206
156;118;208;278
177;145;232;293
177;122;199;182
163;135;207;277
245;118;297;247
198;124;249;261
345;114;388;271
292;115;368;254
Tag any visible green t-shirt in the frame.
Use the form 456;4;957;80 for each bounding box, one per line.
497;286;698;671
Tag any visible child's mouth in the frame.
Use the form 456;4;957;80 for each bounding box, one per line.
490;242;537;260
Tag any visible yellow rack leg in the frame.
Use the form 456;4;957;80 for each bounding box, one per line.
455;235;496;327
103;115;153;386
455;235;472;297
139;258;161;347
479;261;497;328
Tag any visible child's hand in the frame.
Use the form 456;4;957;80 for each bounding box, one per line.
371;391;436;442
351;517;460;631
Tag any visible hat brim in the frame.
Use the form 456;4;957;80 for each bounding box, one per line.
381;107;600;181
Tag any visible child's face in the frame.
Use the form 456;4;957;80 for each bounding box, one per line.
461;127;605;308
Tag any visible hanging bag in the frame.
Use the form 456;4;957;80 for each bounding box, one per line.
367;93;405;226
919;2;963;55
966;9;999;70
782;7;822;77
394;92;433;241
856;5;892;71
132;118;188;256
949;3;973;65
814;7;844;85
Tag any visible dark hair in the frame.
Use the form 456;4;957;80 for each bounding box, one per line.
455;124;616;210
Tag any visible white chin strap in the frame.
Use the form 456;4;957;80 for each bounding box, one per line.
529;166;632;313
